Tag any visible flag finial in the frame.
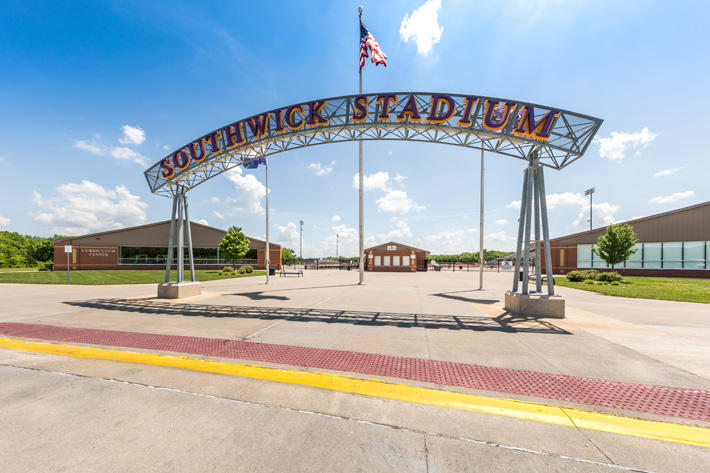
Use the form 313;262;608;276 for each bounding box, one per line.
358;6;363;16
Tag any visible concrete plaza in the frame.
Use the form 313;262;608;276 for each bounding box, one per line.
0;271;708;472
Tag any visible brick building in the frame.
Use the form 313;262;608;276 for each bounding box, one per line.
53;221;281;271
364;242;428;272
542;201;710;277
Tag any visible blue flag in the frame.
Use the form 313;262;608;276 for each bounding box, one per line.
243;157;266;169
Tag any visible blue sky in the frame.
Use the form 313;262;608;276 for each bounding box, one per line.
1;0;708;256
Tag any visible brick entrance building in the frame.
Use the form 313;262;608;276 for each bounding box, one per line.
364;242;428;272
53;221;281;271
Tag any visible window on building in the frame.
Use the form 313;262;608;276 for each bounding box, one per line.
383;255;391;266
577;244;592;268
684;242;705;269
392;255;400;266
402;256;410;266
387;245;397;251
625;244;643;269
643;243;662;269
374;256;381;266
663;242;682;269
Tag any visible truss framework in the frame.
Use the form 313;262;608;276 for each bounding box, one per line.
144;92;603;197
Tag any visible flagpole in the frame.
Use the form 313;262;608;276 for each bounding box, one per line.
479;147;484;290
358;5;365;285
265;156;270;284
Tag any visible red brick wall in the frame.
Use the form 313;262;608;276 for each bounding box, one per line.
365;248;425;272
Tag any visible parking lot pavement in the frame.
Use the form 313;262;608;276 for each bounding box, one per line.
0;271;708;472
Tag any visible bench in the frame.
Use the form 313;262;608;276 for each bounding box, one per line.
279;270;303;277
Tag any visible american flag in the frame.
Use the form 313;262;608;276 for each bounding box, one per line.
360;20;387;70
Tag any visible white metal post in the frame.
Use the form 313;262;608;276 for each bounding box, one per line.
183;193;196;282
479;147;484;290
521;164;534;294
512;167;529;293
176;193;184;283
357;6;365;285
265;156;270;284
534;166;542;293
164;194;178;282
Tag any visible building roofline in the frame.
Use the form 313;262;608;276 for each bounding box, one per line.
551;200;710;242
364;241;430;254
52;220;227;243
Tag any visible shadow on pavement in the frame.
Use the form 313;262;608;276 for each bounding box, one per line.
64;299;570;335
431;291;499;305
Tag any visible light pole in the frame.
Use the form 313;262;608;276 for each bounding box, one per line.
299;220;304;267
336;233;339;262
584;188;595;231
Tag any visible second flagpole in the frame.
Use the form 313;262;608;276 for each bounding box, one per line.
358;6;365;285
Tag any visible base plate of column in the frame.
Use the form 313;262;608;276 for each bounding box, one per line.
157;282;201;299
504;291;565;318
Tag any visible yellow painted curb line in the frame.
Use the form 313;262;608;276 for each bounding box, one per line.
2;336;709;448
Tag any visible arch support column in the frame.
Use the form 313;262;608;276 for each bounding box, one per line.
158;189;201;299
505;154;564;317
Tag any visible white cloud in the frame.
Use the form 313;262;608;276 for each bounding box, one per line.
376;190;425;214
546;192;587;209
424;227;476;253
276;221;301;249
194;218;209;226
213;210;224;220
210;197;220;204
495;219;508;226
352;171;391;191
367;219;414;248
110;147;148;166
484;231;517;251
309;160;336;176
654;167;683;177
331;215;341;222
118;125;146;145
32;180;147;235
594;127;657;161
0;216;10;227
573;202;620;228
162;145;170;150
224;167;266;214
74;137;147;166
506;200;521;209
399;0;444;56
74;139;106;156
649;190;694;204
394;174;407;184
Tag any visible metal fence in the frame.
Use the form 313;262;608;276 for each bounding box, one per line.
118;257;258;266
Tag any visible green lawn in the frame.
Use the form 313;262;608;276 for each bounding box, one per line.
0;269;265;285
0;267;42;273
554;276;710;304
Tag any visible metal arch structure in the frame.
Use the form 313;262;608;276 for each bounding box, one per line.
147;91;602;301
144;92;602;198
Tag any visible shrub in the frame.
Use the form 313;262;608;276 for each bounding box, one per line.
39;261;53;271
242;265;254;273
596;271;623;282
567;269;598;282
610;281;621;286
238;266;249;274
584;279;596;285
221;266;236;273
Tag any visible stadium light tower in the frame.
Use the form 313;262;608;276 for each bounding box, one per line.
299;220;304;265
336;233;339;261
584;188;595;231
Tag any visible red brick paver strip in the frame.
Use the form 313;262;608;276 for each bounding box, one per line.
1;321;708;421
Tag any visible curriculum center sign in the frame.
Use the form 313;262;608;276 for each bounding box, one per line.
145;92;602;197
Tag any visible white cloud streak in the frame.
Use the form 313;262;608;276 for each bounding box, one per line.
0;216;10;227
32;180;148;235
376;190;424;214
352;171;391;191
224;167;266;214
118;125;146;145
594;127;657;161
309;160;336;176
654;167;683;177
399;0;444;56
649;190;694;204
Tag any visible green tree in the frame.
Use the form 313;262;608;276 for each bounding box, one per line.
593;224;639;270
218;226;250;264
282;247;296;265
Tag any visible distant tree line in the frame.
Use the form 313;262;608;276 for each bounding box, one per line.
0;232;64;268
426;250;509;264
